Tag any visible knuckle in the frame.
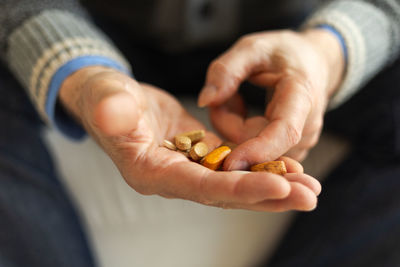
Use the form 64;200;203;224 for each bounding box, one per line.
300;80;315;107
291;76;315;108
279;29;297;39
237;34;253;45
308;134;320;148
297;150;308;162
209;59;241;87
310;118;323;133
237;34;263;50
284;121;302;147
209;60;230;76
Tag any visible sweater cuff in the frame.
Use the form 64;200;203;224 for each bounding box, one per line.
303;0;395;108
315;24;348;65
6;9;131;136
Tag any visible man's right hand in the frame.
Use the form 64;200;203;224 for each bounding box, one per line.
58;66;321;211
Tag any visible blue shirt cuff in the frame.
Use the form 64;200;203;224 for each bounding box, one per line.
45;56;131;140
315;24;348;64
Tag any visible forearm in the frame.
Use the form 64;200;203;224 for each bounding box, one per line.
1;0;131;138
301;28;345;99
303;0;400;107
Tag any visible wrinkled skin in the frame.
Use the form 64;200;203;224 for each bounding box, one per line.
59;65;321;212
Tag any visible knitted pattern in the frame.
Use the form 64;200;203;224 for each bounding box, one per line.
6;10;131;121
304;0;400;107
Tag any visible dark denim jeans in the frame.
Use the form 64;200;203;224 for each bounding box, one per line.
0;65;95;267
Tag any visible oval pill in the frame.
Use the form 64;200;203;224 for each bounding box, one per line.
250;161;287;175
163;140;176;151
189;142;209;161
175;135;192;151
176;130;205;143
201;146;231;170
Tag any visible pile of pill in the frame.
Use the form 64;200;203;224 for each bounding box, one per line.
162;129;287;175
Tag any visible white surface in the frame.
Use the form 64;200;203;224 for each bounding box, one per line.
44;97;350;267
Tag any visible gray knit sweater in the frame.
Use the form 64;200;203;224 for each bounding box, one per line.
1;0;400;125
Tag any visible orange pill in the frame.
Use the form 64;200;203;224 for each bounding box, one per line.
201;146;231;171
250;161;287;175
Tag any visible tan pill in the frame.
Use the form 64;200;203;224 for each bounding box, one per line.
162;140;176;151
175;135;192;151
250;161;287;175
176;130;205;143
201;146;231;171
189;142;209;161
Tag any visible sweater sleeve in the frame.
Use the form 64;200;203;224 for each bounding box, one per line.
0;1;131;138
303;0;400;108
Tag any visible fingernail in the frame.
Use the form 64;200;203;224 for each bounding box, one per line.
227;160;248;171
198;85;217;107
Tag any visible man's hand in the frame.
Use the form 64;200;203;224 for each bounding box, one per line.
59;66;321;211
198;29;345;170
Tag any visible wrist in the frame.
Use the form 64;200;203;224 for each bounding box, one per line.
302;28;345;98
59;66;116;123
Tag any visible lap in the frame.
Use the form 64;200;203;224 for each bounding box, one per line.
266;153;400;267
0;65;95;267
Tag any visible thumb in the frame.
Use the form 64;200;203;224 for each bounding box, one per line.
92;90;140;136
60;67;141;137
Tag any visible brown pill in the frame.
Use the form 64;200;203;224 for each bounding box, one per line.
189;142;209;161
250;161;287;175
201;146;231;170
175;135;192;151
176;130;205;143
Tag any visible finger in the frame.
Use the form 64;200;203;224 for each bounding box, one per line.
226;182;318;212
218;93;247;117
202;131;223;151
284;173;321;196
136;148;293;206
278;156;304;173
209;94;268;143
224;76;312;170
285;149;309;162
198;38;270;107
284;131;320;161
254;182;318;211
210;106;269;144
164;163;291;205
210;106;245;142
